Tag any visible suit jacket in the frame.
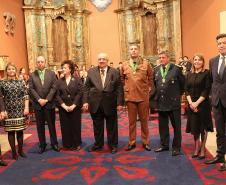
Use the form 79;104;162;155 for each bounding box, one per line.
83;66;123;115
29;69;57;110
154;63;185;111
209;55;226;107
56;76;83;108
121;57;153;102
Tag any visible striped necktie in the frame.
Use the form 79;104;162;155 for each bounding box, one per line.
100;69;105;87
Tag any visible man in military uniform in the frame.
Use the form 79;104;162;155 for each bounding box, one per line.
154;51;185;156
121;45;153;151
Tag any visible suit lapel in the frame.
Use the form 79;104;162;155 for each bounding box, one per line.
94;67;103;89
213;56;221;79
35;70;43;86
43;70;48;86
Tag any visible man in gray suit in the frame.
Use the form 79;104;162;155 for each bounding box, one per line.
205;33;226;171
29;56;59;154
83;53;123;154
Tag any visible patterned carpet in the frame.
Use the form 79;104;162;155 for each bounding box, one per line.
0;112;225;185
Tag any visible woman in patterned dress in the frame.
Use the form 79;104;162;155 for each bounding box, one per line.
0;63;29;160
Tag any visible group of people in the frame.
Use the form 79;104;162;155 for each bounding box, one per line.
0;33;226;172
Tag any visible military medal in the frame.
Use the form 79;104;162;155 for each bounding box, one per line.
133;71;136;74
160;64;169;84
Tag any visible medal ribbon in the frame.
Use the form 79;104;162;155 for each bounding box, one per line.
160;65;170;80
130;58;139;73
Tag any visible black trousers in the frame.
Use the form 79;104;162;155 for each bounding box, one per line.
34;108;58;147
158;109;182;149
59;107;81;149
90;106;118;148
213;100;226;158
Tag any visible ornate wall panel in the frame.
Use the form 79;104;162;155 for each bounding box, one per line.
23;0;181;68
116;0;182;64
23;0;90;70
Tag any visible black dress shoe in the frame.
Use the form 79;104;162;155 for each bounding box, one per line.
111;147;117;154
125;144;136;151
74;146;81;151
38;145;46;154
218;163;226;171
0;160;7;166
88;145;103;152
205;156;225;164
51;145;60;152
143;144;151;151
154;147;169;152
172;149;180;156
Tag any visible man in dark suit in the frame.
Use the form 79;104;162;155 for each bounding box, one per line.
205;33;226;171
29;56;59;154
83;53;123;154
178;56;192;75
154;51;185;156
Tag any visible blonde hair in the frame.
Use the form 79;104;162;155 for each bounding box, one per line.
191;53;205;73
4;62;18;80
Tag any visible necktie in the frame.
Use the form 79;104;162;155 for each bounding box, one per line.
219;57;225;79
39;71;44;84
100;69;105;87
162;65;166;73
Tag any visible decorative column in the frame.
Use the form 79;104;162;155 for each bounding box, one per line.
23;7;36;70
172;0;182;61
44;6;54;65
156;1;170;53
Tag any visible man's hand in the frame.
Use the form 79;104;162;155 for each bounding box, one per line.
38;99;48;107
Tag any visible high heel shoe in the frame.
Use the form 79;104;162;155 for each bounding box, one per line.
197;155;205;160
12;153;18;160
18;151;27;158
192;154;199;158
198;150;205;160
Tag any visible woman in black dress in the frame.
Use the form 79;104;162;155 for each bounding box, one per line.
185;54;213;159
56;60;83;151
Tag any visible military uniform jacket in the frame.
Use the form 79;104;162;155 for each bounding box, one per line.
154;63;185;111
121;57;153;102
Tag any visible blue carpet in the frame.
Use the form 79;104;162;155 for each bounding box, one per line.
0;112;225;185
